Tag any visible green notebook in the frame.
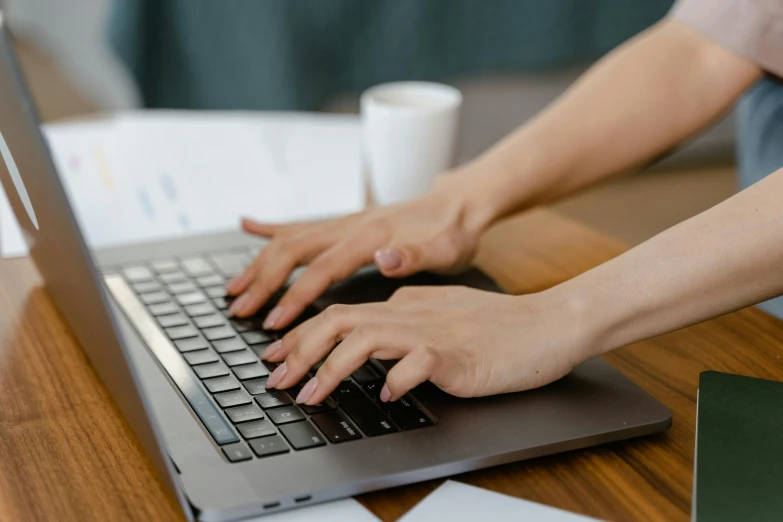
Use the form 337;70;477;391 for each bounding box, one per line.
694;371;783;521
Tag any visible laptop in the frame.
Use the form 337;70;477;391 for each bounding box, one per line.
0;16;671;521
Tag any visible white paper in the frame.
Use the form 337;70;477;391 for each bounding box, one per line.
400;481;601;522
0;110;363;257
246;498;379;522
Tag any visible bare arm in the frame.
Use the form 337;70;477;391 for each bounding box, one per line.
561;166;783;359
458;18;761;227
230;17;762;330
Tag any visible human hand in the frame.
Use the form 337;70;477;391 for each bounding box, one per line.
225;176;493;330
261;285;595;404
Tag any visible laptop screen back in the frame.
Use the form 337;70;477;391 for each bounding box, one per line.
0;14;188;517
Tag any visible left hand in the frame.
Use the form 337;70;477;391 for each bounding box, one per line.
261;285;595;404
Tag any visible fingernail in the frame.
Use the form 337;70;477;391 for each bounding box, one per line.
228;293;251;315
374;249;402;271
260;340;282;360
295;377;319;404
263;306;284;329
265;362;287;388
380;384;392;402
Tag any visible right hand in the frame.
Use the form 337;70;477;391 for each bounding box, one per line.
225;177;490;330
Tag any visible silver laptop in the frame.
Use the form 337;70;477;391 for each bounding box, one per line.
0;16;671;521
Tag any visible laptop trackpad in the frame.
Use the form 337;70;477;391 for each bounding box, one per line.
314;266;504;308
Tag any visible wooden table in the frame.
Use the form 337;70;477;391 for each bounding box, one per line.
1;209;782;521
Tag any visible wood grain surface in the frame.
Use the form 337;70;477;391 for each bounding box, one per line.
1;208;781;521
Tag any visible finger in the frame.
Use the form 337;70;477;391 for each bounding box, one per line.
229;237;326;316
381;347;438;402
266;303;384;389
241;217;300;238
376;232;470;279
225;246;272;296
374;242;437;278
266;237;380;330
298;325;415;405
389;285;449;303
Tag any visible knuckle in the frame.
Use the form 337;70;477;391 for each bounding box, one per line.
323;303;350;323
369;219;392;240
391;287;415;300
417;345;439;370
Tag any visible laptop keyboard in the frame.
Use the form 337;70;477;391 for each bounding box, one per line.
115;248;434;463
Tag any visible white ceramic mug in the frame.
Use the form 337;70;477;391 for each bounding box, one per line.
361;82;462;206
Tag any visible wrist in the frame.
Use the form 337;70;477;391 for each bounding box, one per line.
539;278;618;362
433;160;526;236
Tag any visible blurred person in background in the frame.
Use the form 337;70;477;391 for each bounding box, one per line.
216;0;783;408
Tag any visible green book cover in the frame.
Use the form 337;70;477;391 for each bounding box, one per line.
694;371;783;521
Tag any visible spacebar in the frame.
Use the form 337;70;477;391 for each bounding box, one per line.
105;275;239;445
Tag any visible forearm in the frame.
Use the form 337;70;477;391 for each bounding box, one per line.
451;19;760;229
559;166;783;357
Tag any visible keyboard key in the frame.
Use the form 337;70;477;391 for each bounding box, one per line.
222;350;258;367
123;266;154;282
141;292;170;305
194;362;230;379
184;302;215;317
132;280;162;294
210;252;251;278
193;314;226;329
243;377;268;395
249;435;289;457
225;404;264;424
183;349;220;366
311;411;361;443
267;406;305;425
330;381;363;402
151;259;179;273
203;326;236;341
205;286;227;299
165;325;199;340
301;397;337;415
383;396;433;430
362;381;384;402
213;297;230;310
176;291;207;306
203;375;240;393
341;398;397;437
212;337;248;353
229;317;258;333
159;271;188;284
197;274;225;287
148;302;179;316
157;313;189;328
352;365;381;385
234;363;269;381
194;314;226;329
174;337;210;352
280;422;326;450
181;257;214;277
167;281;198;294
256;391;293;409
238;419;277;439
222;442;253;462
242;331;275;345
214;390;253;408
249;344;269;358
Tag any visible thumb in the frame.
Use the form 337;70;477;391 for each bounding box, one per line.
374;243;429;278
